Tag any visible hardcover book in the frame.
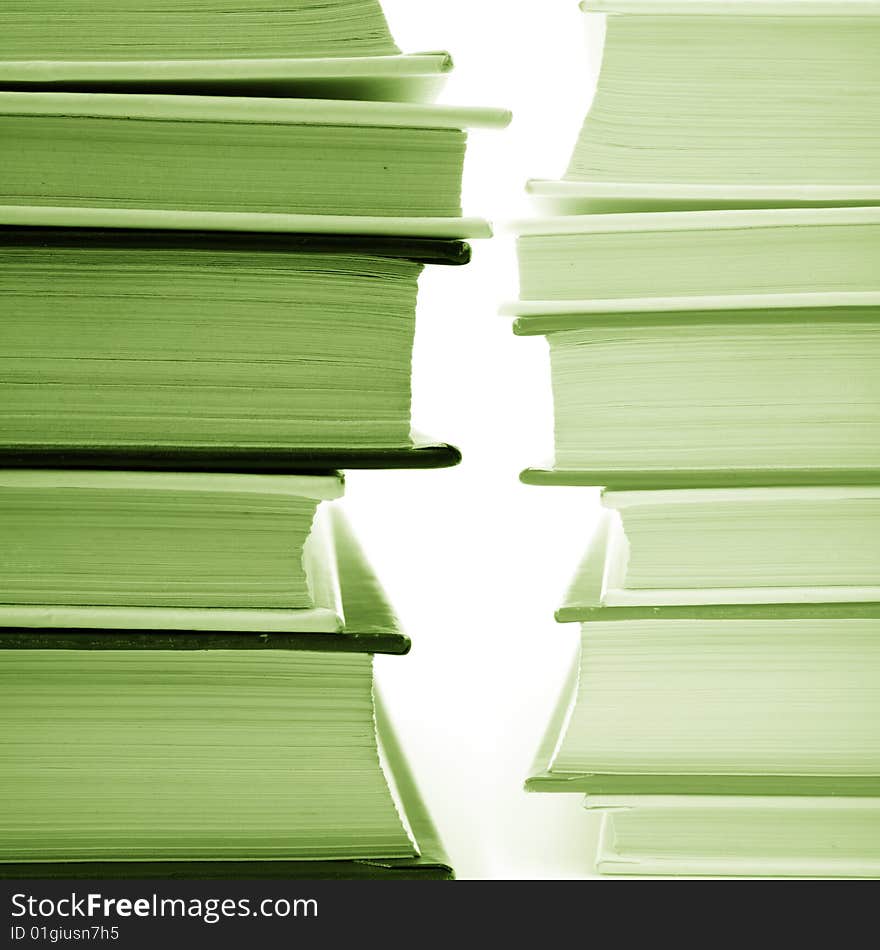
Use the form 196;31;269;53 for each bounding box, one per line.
0;92;510;233
600;488;880;606
0;229;469;459
0;470;351;632
0;469;342;615
589;796;880;879
508;208;880;306
527;0;880;212
514;299;880;488
0;0;452;102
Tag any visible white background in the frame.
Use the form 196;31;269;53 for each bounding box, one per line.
342;1;605;879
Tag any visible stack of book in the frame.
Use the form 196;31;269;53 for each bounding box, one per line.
511;0;880;878
0;0;508;879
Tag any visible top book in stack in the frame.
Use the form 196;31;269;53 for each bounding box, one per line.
0;0;454;101
528;0;880;213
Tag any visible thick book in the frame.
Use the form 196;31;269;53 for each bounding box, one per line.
0;0;451;102
527;0;880;213
526;518;880;796
527;616;880;796
0;668;453;880
507;207;880;308
0;515;451;877
0;480;414;646
0;688;452;880
514;298;880;488
589;796;880;879
0;229;469;459
600;488;880;607
0;92;510;232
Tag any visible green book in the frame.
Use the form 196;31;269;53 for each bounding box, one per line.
0;0;452;102
0;505;412;651
589;796;880;878
0;230;468;461
527;616;880;796
0;686;452;879
514;299;880;489
600;487;880;607
0;469;358;631
509;208;880;306
527;518;880;796
0;510;451;879
556;513;880;622
527;0;880;213
0;92;510;233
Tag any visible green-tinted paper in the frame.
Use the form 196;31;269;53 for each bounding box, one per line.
516;303;880;484
529;615;880;796
0;0;401;61
0;469;340;611
592;795;880;878
556;512;880;622
0;5;453;101
0;505;411;652
0;651;415;864
601;486;880;605
0;689;451;880
0;93;509;222
528;4;880;212
511;208;880;304
0;229;471;455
